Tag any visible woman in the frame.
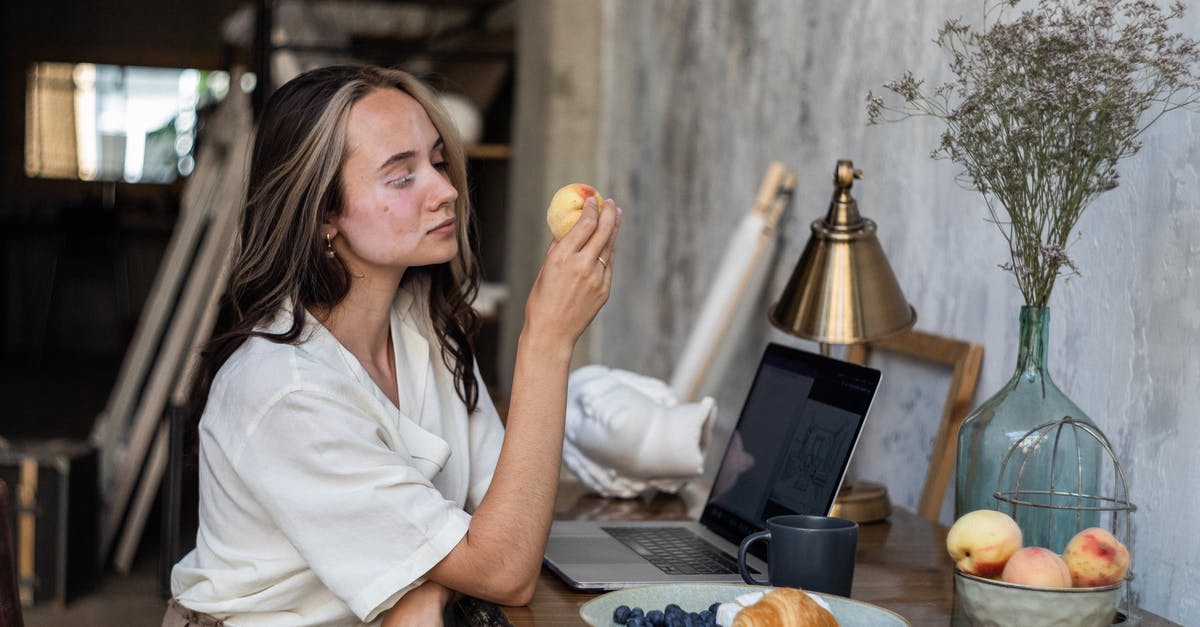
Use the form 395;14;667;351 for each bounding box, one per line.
165;65;621;626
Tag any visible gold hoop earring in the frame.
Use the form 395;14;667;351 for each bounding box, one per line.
325;232;336;259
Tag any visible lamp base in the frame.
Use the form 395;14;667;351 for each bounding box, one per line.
829;480;891;523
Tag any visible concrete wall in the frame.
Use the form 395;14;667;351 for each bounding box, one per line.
502;0;607;387
509;0;1200;622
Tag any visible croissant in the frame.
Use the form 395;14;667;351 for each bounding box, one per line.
731;587;839;627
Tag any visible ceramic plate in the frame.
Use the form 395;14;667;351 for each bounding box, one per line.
578;583;910;626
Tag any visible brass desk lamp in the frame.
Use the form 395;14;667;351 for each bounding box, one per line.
769;159;917;522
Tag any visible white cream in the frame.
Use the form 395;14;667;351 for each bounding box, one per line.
715;601;743;626
714;589;833;626
715;589;768;625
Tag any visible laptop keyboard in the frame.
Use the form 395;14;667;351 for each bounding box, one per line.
602;526;751;575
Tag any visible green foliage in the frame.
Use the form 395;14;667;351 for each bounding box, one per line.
868;0;1200;305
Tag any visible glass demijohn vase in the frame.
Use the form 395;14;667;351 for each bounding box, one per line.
955;306;1102;553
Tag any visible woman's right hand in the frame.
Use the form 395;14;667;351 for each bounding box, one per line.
424;198;620;606
523;196;622;349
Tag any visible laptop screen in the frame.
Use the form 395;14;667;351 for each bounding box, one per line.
700;342;881;545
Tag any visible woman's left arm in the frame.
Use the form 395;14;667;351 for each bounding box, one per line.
380;580;454;627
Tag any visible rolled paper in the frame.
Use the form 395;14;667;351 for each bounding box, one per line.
668;163;793;401
668;210;776;400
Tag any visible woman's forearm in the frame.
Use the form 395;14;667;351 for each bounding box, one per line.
426;328;573;604
381;580;454;627
426;197;619;605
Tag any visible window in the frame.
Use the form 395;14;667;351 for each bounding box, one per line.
25;62;230;183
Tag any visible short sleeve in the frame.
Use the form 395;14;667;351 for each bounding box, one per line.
466;364;505;511
235;388;470;622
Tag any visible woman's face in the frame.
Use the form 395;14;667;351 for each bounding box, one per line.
332;87;460;278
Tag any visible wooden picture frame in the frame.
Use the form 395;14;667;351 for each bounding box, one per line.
845;329;984;521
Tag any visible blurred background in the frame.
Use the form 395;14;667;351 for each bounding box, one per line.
3;1;1199;625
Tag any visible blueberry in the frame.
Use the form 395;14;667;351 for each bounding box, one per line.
665;603;683;616
627;619;646;627
699;609;715;625
708;602;720;615
645;609;666;626
630;607;645;620
613;604;632;624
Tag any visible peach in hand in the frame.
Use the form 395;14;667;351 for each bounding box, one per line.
1000;546;1072;588
946;509;1023;578
546;183;604;240
1063;527;1129;587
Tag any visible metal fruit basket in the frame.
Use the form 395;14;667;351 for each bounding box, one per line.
992;416;1136;618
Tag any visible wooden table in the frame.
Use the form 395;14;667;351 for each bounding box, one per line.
499;482;1177;626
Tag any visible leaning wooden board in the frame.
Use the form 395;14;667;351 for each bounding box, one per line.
95;84;252;565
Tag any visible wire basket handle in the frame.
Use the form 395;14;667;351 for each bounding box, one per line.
993;417;1136;527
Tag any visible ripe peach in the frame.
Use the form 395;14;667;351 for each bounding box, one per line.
1000;546;1072;588
1063;527;1129;587
946;509;1023;578
546;183;604;240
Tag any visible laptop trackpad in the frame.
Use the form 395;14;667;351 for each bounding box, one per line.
546;535;644;565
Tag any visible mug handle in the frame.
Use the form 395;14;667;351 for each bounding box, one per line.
738;530;771;585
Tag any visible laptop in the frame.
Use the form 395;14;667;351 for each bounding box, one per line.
544;342;882;590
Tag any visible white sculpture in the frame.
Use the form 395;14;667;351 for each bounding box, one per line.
563;365;717;498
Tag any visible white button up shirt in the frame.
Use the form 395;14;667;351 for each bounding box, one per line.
171;280;505;625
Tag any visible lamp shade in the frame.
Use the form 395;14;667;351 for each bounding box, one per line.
769;161;916;344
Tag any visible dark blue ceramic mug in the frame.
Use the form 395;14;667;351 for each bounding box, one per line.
738;514;859;596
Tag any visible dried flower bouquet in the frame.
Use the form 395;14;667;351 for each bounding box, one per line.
868;0;1200;306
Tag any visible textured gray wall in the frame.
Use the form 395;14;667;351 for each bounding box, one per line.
568;0;1199;622
502;1;608;389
